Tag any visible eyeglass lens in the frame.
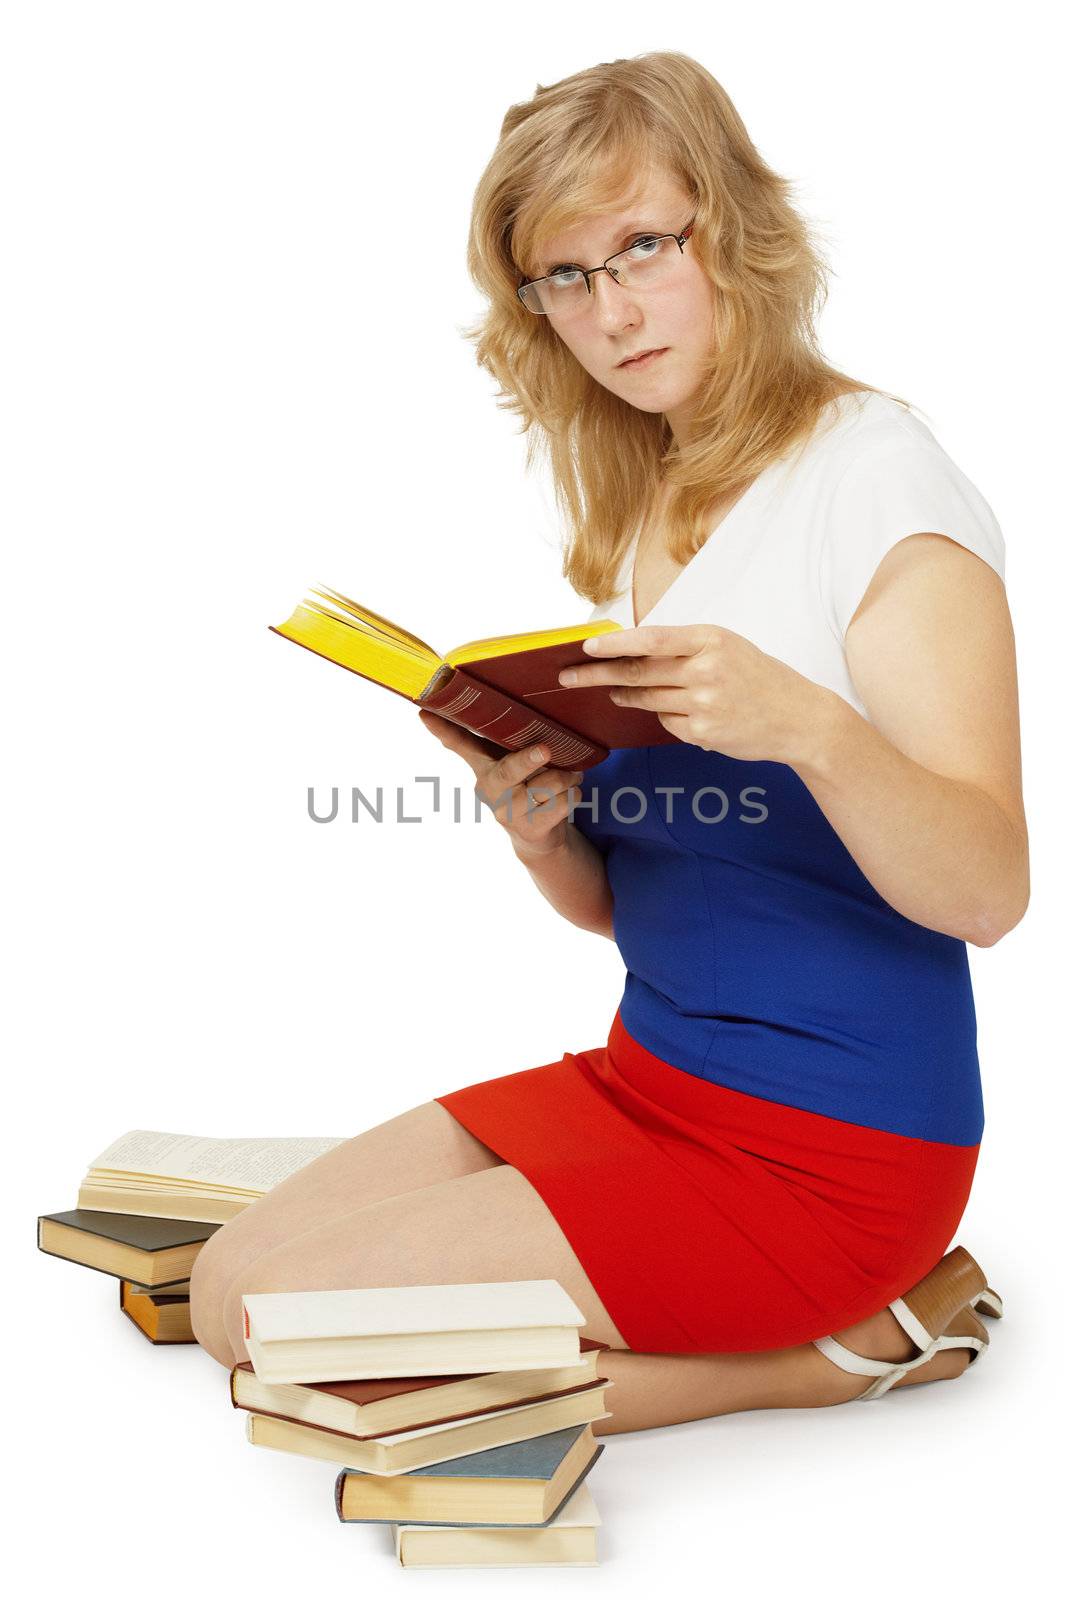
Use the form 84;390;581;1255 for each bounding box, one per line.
520;234;685;316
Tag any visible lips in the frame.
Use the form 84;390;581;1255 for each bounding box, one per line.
617;347;667;368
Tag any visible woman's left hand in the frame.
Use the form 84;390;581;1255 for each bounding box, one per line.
558;623;836;766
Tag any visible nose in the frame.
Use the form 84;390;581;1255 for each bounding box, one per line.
587;268;642;333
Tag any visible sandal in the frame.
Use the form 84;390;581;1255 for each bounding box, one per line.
813;1244;999;1401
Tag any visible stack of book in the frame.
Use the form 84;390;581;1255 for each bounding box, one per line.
237;1278;611;1567
37;1129;343;1342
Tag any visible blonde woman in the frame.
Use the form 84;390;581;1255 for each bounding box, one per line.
191;53;1026;1431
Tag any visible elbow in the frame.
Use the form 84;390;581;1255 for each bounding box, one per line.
968;884;1031;948
967;824;1030;948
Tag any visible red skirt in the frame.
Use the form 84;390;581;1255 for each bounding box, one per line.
434;1007;981;1354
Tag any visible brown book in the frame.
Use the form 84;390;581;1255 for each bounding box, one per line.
230;1335;608;1437
119;1280;195;1344
245;1379;612;1477
37;1209;218;1287
270;585;682;769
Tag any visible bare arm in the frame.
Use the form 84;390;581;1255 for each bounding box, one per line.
512;822;615;940
793;532;1029;946
417;709;615;939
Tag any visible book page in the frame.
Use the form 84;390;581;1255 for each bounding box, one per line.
86;1131;343;1189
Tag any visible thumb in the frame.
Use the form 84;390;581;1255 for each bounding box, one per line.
417;708;496;773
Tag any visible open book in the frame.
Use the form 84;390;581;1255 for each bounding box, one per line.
77;1130;344;1222
270;584;682;769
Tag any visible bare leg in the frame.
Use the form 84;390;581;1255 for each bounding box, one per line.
592;1306;972;1434
203;1159;971;1430
215;1164;629;1368
190;1102;503;1362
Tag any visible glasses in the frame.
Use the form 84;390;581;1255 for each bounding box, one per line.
517;218;695;316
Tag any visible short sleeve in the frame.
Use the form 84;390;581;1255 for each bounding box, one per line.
819;437;1006;642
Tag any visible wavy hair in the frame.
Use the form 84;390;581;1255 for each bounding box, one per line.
460;51;910;607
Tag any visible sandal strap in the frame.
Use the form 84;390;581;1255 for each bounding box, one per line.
813;1322;989;1400
887;1295;936;1351
812;1334;942;1399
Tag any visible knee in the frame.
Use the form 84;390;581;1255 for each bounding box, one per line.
189;1227;246;1367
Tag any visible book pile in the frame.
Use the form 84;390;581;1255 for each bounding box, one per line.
235;1278;611;1567
37;1129;343;1343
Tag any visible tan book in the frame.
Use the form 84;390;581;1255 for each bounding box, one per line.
119;1280;195;1344
245;1379;612;1475
393;1480;601;1567
335;1421;603;1527
77;1130;344;1222
241;1279;586;1384
229;1336;607;1435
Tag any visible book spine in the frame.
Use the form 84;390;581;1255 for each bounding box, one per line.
420;666;607;768
333;1469;347;1522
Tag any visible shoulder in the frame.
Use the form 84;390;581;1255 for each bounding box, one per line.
813;394;1006;641
820;393;997;516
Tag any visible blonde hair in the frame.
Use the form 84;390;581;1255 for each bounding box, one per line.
461;51;910;607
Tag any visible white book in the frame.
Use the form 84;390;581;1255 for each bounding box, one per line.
393;1481;601;1568
77;1130;344;1221
242;1279;587;1383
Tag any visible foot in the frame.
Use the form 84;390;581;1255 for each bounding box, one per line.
809;1304;970;1404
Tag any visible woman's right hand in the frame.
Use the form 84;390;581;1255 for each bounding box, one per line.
417;708;585;857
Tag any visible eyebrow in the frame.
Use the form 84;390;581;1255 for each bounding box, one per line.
540;221;663;274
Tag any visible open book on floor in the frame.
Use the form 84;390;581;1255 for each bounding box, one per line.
270;584;682;768
76;1130;344;1222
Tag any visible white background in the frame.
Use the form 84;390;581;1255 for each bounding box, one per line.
6;1;1062;1593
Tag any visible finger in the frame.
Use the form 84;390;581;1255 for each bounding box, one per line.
559;655;689;689
524;778;583;823
485;768;581;822
492;741;556;791
607;687;701;712
579;623;716;658
417;709;499;774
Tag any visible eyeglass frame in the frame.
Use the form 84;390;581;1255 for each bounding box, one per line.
516;217;697;314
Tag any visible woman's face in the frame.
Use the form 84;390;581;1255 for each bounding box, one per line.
533;169;715;443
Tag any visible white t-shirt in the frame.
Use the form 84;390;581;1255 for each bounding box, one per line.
586;390;1007;718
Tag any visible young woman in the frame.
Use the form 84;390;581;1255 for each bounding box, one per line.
190;53;1027;1432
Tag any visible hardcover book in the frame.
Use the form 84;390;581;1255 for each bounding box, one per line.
392;1479;601;1567
270;584;682;769
229;1335;608;1436
241;1278;587;1384
76;1130;343;1222
334;1422;604;1527
120;1279;195;1344
244;1379;612;1475
37;1209;218;1286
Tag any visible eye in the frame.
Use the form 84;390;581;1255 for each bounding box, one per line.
626;234;662;256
